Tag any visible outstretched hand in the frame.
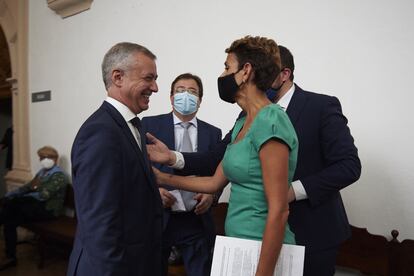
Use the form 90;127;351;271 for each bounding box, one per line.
151;166;164;185
146;133;176;165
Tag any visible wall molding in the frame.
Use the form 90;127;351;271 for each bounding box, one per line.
47;0;93;18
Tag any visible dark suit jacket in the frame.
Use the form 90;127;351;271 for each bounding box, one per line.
67;102;163;276
181;85;361;252
142;112;222;241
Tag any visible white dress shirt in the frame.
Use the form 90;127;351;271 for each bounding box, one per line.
172;113;198;152
105;97;142;149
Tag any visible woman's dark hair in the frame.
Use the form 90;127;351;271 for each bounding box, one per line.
225;36;281;91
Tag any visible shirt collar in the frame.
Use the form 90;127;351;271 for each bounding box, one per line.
105;97;137;122
276;83;295;110
172;112;198;128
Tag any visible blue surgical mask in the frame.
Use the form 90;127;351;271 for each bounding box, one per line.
173;91;199;115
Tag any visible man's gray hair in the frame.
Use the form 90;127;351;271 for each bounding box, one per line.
101;42;156;89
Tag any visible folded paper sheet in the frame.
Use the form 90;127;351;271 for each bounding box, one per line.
211;235;305;276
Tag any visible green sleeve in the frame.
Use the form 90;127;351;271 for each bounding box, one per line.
250;105;298;152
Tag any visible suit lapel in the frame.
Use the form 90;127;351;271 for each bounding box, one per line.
102;102;155;186
197;119;208;152
286;85;307;125
164;113;176;150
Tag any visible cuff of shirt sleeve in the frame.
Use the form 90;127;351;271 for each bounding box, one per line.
291;180;308;201
170;151;185;170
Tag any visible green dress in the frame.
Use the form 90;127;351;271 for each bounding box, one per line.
222;104;298;244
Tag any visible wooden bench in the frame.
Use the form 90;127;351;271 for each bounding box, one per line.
22;184;77;268
336;225;414;276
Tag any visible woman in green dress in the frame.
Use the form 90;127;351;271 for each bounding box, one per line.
154;36;298;276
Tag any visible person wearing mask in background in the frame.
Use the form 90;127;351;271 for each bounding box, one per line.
150;36;298;276
68;42;163;276
0;146;68;271
147;45;361;276
142;73;222;276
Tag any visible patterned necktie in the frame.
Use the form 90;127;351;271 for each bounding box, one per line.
180;122;193;152
179;122;196;211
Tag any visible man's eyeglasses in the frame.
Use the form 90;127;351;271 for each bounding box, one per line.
174;87;199;96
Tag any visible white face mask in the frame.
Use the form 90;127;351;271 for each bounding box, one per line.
40;158;55;169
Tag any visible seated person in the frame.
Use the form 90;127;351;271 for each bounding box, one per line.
0;146;69;270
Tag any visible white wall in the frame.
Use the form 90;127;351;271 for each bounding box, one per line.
29;0;414;241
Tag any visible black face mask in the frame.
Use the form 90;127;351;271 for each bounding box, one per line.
217;72;241;104
265;81;285;102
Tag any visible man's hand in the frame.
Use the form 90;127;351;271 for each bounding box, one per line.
193;193;213;215
146;133;176;165
159;188;176;208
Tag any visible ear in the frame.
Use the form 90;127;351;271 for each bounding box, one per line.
170;93;175;106
111;69;124;87
281;68;291;82
242;62;254;83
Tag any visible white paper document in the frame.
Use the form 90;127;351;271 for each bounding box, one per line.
211;235;305;276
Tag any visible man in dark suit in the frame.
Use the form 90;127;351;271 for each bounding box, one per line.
142;73;222;276
67;42;163;276
147;46;361;276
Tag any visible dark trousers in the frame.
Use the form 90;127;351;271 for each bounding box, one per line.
162;212;213;276
0;196;54;258
303;246;339;276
